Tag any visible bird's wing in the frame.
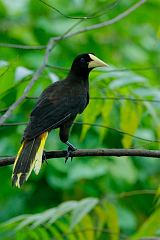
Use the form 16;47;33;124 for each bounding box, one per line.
23;90;82;140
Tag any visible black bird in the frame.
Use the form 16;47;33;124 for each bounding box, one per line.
12;53;108;188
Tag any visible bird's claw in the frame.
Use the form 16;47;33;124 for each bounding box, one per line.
42;150;48;164
65;145;76;163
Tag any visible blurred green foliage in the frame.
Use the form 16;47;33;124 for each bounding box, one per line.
0;0;160;239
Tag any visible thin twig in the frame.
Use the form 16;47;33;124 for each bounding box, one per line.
0;43;46;50
24;93;160;104
118;189;156;199
1;121;159;144
0;148;160;167
39;0;120;19
0;122;27;126
46;64;69;71
90;96;160;103
1;94;160;115
75;122;160;143
58;0;146;40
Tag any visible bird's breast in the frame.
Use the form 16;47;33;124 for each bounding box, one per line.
61;80;89;114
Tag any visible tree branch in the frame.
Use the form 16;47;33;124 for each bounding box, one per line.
0;21;82;125
0;40;53;125
0;148;160;167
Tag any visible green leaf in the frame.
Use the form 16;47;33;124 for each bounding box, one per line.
70;198;98;229
0;87;17;108
80;99;103;141
16;215;39;230
131;208;160;240
56;220;76;240
109;157;138;184
46;225;62;240
100;98;114;142
72;225;86;240
31;200;78;228
48;201;78;224
79;215;94;240
120;101;142;148
144;102;160;139
94;206;107;239
35;227;50;240
103;201;120;240
2;215;29;227
118;206;137;232
109;75;146;90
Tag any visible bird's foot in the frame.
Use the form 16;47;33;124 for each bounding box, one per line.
42;150;48;164
65;142;76;163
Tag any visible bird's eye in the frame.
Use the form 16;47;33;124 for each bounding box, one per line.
80;58;85;63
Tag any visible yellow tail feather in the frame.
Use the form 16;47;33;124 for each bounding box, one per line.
12;132;48;188
13;142;24;172
34;132;48;174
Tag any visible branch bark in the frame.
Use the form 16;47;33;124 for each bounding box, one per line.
0;39;54;125
0;148;160;167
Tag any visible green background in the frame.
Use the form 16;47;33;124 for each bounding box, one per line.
0;0;160;239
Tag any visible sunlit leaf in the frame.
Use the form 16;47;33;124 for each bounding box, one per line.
80;98;103;141
46;225;62;240
131;208;160;240
120;101;142;148
103;201;120;240
100;98;114;142
79;215;94;240
94;205;107;239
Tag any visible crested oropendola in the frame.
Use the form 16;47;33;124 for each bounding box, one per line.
12;53;108;188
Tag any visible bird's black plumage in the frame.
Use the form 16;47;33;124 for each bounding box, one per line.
12;53;107;187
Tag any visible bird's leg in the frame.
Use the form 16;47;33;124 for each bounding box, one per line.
42;149;48;164
65;141;77;163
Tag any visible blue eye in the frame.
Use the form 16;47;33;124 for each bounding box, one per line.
80;58;85;63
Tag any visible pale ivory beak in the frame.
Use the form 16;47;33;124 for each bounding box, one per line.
88;54;109;68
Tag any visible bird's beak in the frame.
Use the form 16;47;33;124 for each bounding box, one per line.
88;54;109;68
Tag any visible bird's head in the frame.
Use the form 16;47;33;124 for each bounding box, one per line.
70;53;108;78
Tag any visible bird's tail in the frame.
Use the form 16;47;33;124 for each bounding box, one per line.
12;132;48;188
